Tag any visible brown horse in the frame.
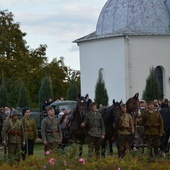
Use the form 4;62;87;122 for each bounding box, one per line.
126;93;139;117
126;92;140;149
69;96;88;156
126;92;140;125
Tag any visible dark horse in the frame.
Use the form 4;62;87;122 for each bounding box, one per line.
101;100;122;157
69;96;88;156
126;92;140;126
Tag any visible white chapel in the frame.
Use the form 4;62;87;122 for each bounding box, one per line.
74;0;170;104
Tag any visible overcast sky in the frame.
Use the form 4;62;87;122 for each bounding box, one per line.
0;0;107;70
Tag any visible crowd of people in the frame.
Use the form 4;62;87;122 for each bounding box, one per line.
1;95;170;163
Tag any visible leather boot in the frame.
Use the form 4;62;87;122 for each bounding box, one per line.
148;148;153;157
154;148;159;156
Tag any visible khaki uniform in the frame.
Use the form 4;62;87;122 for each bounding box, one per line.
135;109;146;146
1;117;25;161
116;112;134;158
41;115;62;152
142;110;164;156
21;117;38;159
84;111;105;157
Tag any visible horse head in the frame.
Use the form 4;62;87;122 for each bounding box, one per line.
112;100;122;127
76;96;87;118
126;92;140;117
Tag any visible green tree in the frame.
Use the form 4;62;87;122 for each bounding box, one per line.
0;78;8;107
17;81;31;108
38;76;54;108
142;67;161;101
66;66;80;94
94;68;109;106
7;79;21;107
42;57;67;100
66;79;78;100
0;10;80;107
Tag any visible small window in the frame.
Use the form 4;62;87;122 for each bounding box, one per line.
155;66;163;98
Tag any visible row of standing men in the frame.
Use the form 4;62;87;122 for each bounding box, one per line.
1;98;168;162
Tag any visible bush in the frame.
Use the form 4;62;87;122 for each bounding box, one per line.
1;145;170;170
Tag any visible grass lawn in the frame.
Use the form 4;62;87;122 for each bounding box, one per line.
0;141;119;159
33;141;120;157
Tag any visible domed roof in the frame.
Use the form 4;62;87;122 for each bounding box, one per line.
96;0;170;36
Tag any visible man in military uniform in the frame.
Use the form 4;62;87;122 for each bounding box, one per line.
21;107;38;160
81;102;105;158
1;109;25;162
116;104;134;158
41;106;62;154
135;100;147;147
142;101;164;156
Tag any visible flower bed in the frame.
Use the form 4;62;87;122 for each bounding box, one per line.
0;145;170;170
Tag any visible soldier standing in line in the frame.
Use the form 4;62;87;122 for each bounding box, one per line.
135;100;147;146
81;102;105;158
142;101;164;156
1;109;25;162
41;106;62;154
21;107;38;160
116;104;134;158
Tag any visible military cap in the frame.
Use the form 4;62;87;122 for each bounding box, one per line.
140;100;146;104
46;106;53;112
120;103;126;107
90;102;97;108
11;109;20;116
148;101;154;105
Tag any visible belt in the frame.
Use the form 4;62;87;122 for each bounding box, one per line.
46;130;58;134
8;131;22;136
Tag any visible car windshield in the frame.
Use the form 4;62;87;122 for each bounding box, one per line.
50;101;77;113
59;105;69;111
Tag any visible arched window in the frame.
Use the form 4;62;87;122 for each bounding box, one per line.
155;66;163;98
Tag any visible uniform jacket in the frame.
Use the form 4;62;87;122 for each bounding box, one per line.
1;117;25;144
142;110;164;135
84;111;105;137
21;117;38;140
118;113;134;135
136;109;146;126
41;115;62;143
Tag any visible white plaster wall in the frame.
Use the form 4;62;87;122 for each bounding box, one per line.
79;37;126;105
127;36;170;100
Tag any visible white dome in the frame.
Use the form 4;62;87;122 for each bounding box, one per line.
96;0;170;35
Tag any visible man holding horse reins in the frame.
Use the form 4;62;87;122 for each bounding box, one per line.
81;102;105;158
116;103;134;158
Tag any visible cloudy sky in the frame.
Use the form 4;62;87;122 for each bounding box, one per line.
0;0;107;70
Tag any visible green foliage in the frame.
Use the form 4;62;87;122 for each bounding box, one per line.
16;81;31;108
7;79;21;107
0;78;8;107
66;79;78;100
142;67;161;101
0;10;80;107
94;68;109;106
1;146;170;170
38;76;54;107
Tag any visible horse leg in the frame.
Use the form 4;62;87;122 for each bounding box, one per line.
109;140;113;155
79;140;84;157
101;139;106;157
